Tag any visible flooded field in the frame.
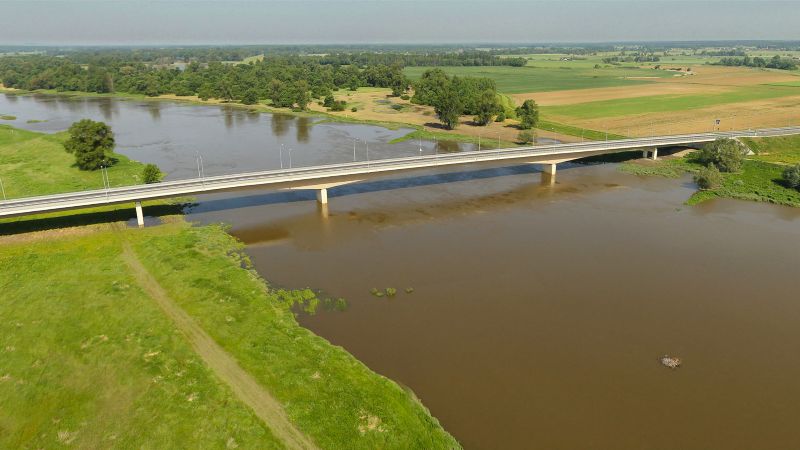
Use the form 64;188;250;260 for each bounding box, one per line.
4;93;800;449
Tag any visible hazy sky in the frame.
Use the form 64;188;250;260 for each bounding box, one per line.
1;0;798;45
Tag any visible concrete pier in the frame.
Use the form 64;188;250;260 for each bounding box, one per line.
316;188;328;204
135;201;144;228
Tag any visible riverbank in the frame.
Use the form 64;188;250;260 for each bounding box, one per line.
0;125;460;449
619;135;800;207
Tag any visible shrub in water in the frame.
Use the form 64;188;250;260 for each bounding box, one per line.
694;165;722;190
385;288;397;297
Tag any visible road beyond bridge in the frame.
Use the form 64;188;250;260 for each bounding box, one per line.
2;127;799;227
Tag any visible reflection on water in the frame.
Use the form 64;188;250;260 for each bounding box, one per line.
0;93;479;180
189;164;800;450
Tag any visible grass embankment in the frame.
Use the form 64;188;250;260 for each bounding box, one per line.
0;223;460;449
620;136;800;207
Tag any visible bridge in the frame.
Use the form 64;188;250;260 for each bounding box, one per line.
2;127;799;227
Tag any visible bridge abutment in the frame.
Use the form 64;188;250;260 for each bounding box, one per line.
135;201;144;228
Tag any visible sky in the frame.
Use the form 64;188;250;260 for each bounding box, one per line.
1;0;798;45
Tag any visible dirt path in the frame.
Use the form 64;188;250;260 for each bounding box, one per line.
121;243;318;450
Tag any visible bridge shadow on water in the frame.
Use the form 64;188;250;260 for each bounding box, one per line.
2;161;584;236
186;163;569;215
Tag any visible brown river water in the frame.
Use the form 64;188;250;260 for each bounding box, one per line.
4;94;800;449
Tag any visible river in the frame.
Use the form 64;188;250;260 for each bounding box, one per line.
3;93;800;449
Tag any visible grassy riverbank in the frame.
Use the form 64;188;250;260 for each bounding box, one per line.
620;137;800;207
0;222;459;449
0;123;460;448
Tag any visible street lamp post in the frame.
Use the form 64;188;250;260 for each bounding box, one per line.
0;177;5;201
353;139;357;161
288;148;293;168
280;144;284;169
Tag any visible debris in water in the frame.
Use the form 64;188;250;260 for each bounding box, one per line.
660;355;682;369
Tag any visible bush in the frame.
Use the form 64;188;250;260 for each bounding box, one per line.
495;111;506;122
698;138;745;172
328;100;347;112
517;130;534;145
783;164;800;189
323;94;335;108
694;165;722;190
351;107;358;112
142;164;163;184
400;94;410;100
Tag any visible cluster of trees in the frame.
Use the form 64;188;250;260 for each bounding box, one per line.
714;55;798;70
410;69;501;129
317;51;526;67
699;49;747;57
602;52;661;64
693;138;746;189
0;55;409;109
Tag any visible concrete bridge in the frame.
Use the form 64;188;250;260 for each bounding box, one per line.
2;127;799;227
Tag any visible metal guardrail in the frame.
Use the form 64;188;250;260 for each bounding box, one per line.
1;127;799;217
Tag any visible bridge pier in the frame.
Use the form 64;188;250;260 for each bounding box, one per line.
316;188;328;205
642;148;658;160
135;201;144;228
540;163;557;175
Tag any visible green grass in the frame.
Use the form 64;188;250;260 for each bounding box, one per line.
543;85;800;120
743;135;800;165
538;120;626;141
1;115;16;120
0;228;283;449
132;223;460;449
0;222;461;448
686;160;800;207
0;125;146;199
618;146;800;207
403;65;670;94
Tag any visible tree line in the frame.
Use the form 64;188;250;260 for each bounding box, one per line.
713;55;798;70
0;55;408;108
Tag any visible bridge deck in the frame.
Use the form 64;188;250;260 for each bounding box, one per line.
2;127;799;219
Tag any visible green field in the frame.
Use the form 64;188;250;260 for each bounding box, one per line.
543;85;800;120
0;228;284;449
403;65;671;94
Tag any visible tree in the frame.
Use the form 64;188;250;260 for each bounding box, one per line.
783;164;800;189
698;138;745;172
63;119;115;170
292;80;310;110
694;165;722;190
433;83;464;130
323;94;335;108
474;89;499;125
516;99;539;130
241;89;259;105
142;164;163;184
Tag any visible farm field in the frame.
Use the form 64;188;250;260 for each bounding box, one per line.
402;65;671;94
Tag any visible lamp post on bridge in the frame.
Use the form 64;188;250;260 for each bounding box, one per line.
0;177;5;201
279;144;284;169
